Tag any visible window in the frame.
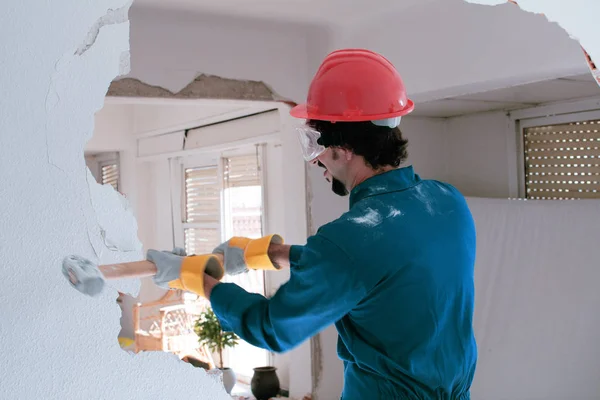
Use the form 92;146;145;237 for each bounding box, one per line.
523;119;600;199
181;148;270;381
101;163;119;191
183;165;221;255
85;151;120;191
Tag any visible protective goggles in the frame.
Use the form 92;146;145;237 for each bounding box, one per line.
295;117;403;162
296;126;326;161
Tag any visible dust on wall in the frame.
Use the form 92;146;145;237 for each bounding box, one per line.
0;1;230;398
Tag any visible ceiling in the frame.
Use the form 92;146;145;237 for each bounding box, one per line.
132;0;429;25
410;73;600;118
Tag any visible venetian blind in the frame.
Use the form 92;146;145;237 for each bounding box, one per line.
524;119;600;200
184;166;220;255
223;154;261;188
101;164;119;191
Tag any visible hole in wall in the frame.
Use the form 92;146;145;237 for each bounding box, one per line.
85;71;299;396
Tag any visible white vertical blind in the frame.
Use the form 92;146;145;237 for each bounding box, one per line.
524;119;600;200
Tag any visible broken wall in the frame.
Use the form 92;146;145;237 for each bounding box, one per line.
0;1;229;398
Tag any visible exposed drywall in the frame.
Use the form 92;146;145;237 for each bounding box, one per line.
108;75;281;101
0;1;230;398
467;197;600;399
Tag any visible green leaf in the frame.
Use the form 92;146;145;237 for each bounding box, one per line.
193;307;240;365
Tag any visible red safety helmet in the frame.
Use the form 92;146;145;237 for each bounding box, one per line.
290;48;414;122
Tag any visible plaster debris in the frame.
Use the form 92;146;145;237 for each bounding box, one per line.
75;3;132;56
414;185;435;216
387;208;404;218
349;208;382;227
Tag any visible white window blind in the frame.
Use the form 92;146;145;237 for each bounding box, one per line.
101;163;119;191
183;166;221;255
524;119;600;200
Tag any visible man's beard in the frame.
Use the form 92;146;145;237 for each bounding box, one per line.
318;160;348;196
331;177;349;196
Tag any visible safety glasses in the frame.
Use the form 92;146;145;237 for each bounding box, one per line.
296;125;326;162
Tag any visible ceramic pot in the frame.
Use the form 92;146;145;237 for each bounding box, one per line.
220;368;236;394
250;366;280;400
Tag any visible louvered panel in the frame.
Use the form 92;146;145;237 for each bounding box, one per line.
524;119;600;199
524;120;600;141
224;154;260;188
528;180;600;191
184;166;220;223
528;191;600;200
101;164;119;191
527;148;600;161
525;140;600;153
526;164;600;175
184;228;220;256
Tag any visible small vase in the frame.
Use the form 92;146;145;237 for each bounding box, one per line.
220;368;236;394
250;366;280;400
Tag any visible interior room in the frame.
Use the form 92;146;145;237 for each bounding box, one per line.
2;0;600;399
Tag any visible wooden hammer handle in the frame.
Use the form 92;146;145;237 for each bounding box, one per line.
97;254;224;280
99;261;157;280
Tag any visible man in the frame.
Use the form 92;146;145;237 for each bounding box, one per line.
147;49;477;399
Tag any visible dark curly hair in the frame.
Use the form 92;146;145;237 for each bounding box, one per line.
307;120;409;169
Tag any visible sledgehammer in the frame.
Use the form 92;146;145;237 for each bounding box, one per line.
62;253;223;297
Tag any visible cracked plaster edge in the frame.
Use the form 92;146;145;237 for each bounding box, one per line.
63;2;139;295
76;1;133;56
107;74;291;102
464;0;600;86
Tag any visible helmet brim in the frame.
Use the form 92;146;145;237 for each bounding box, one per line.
289;99;415;122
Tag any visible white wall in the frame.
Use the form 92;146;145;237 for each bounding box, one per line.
468;197;600;399
0;1;230;399
127;6;320;102
332;0;589;100
445;111;514;198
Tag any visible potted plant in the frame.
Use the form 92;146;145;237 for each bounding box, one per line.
194;307;239;394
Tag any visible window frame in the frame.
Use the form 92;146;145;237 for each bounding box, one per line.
516;109;600;198
170;145;274;380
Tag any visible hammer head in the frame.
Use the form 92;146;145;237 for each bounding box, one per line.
62;255;105;297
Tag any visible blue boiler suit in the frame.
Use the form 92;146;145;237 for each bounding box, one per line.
210;166;477;399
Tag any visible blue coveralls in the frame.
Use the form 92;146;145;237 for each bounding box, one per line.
211;166;477;399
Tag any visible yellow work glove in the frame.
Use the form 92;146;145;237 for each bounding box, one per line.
147;248;225;298
212;234;284;275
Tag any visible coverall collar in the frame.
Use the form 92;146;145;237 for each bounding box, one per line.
349;165;421;208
